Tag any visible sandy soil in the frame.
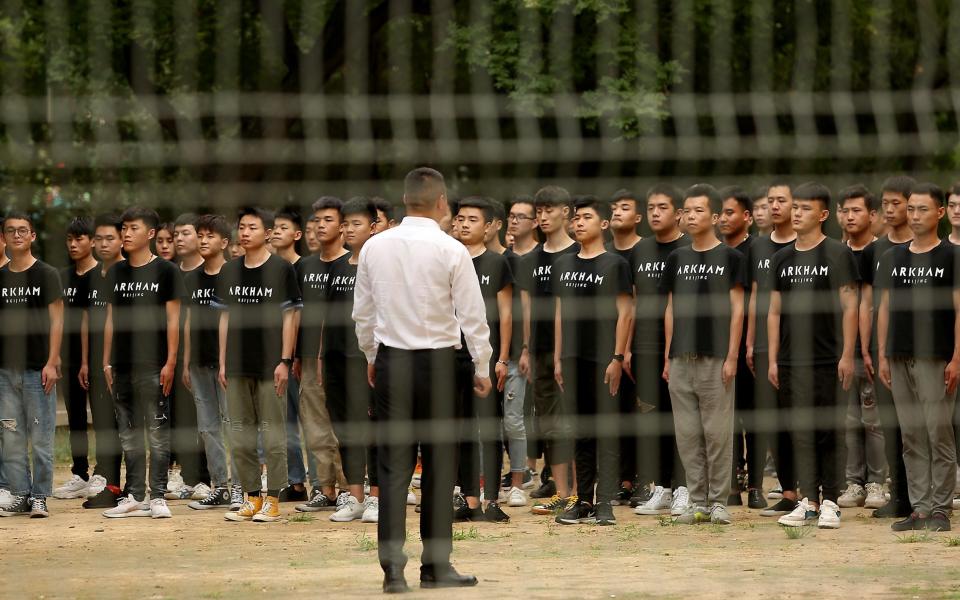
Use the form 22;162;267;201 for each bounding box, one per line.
5;470;960;599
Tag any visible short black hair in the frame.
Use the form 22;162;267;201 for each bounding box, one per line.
275;205;303;230
457;196;494;222
684;183;723;214
949;182;960;198
93;213;122;234
766;180;792;196
120;206;160;230
158;222;174;235
237;206;275;230
751;185;769;201
404;167;446;210
718;186;753;213
174;213;198;229
610;188;640;210
196;214;232;240
792;182;832;210
881;175;915;199
534;185;571;208
372;197;393;221
4;209;34;231
489;198;506;222
838;184;877;212
573;195;611;220
341;197;378;222
66;216;94;238
508;194;535;216
909;182;946;207
645;183;682;209
311;196;343;213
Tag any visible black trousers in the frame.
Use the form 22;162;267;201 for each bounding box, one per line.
778;364;846;503
170;363;210;486
757;353;794;491
634;353;685;489
375;345;462;572
731;356;766;490
873;351;909;505
63;363;90;479
456;356;503;501
617;364;639;484
323;353;379;487
564;357;619;505
89;371;122;486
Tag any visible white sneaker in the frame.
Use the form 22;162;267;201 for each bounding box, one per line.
507;486;528;507
768;484;783;499
864;482;887;509
330;494;366;522
669;487;689;517
0;489;13;509
818;499;840;529
778;497;817;527
86;475;108;498
164;485;195;500
837;483;865;508
53;475;90;499
406;487;417;505
150;498;172;519
103;495;150;518
635;486;672;515
166;469;185;493
362;496;379;523
191;483;212;501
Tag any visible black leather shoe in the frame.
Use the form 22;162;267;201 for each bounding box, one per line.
747;489;768;509
420;565;478;589
382;566;409;594
873;499;912;519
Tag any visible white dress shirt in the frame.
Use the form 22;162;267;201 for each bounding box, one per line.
353;216;494;378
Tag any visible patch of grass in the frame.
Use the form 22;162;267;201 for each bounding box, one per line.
288;561;305;568
704;523;728;534
781;525;815;539
288;513;315;523
657;515;676;527
895;530;934;544
545;522;559;536
452;526;481;541
943;536;960;547
616;524;648;541
355;532;377;552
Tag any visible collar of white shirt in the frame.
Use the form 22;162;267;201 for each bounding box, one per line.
400;216;440;229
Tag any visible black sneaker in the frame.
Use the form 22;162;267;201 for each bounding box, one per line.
530;479;556;499
891;512;927;532
483;502;510;523
748;489;768;509
556;498;594;525
278;485;308;503
613;484;633;506
454;503;483;522
928;511;951;532
83;487;120;509
727;492;743;506
0;495;31;517
629;485;654;508
759;497;798;517
873;499;912;519
595;501;616;526
188;486;230;510
30;497;49;518
453;492;467;510
294;490;338;512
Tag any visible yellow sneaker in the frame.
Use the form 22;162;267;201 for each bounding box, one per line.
224;495;263;521
252;495;281;522
531;494;566;515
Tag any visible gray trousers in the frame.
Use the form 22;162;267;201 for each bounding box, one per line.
668;356;735;506
227;376;288;494
845;359;887;485
890;358;957;515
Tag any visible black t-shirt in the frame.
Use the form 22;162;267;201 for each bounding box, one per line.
107;257;185;370
630;234;691;356
660;244;746;359
214;254;302;379
322;258;360;359
184;267;222;368
61;265;93;367
875;241;958;361
605;240;639;265
517;242;580;354
733;236;755;355
553;252;632;363
462;250;513;361
88;265;113;371
771;237;859;367
748;236;795;354
0;260;63;371
297;253;349;360
861;236;911;355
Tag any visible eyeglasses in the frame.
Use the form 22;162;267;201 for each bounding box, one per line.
4;227;31;238
508;214;535;222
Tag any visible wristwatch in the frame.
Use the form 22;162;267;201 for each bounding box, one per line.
280;358;294;367
612;354;625;362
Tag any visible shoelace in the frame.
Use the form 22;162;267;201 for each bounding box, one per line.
32;498;47;511
200;489;226;505
645;488;665;507
260;500;276;515
335;493;350;509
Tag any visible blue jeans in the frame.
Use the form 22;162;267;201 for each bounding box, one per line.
0;369;57;499
503;362;528;472
190;365;235;487
113;368;171;501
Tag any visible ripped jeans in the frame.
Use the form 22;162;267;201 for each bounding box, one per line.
190;365;236;488
0;369;56;499
113;368;171;501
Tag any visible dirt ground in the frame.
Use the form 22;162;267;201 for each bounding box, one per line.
5;468;960;599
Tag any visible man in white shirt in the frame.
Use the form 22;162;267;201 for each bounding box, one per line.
354;167;493;594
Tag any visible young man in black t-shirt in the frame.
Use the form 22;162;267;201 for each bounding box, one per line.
519;186;580;515
858;175;916;519
877;183;960;532
768;183;858;530
661;184;745;526
323;198;382;524
630;184;691;516
53;217;98;501
949;184;960;246
101;206;184;520
183;214;238;510
451;197;514;524
0;210;63;518
217;207;301;523
552;197;632;526
81;214;127;509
